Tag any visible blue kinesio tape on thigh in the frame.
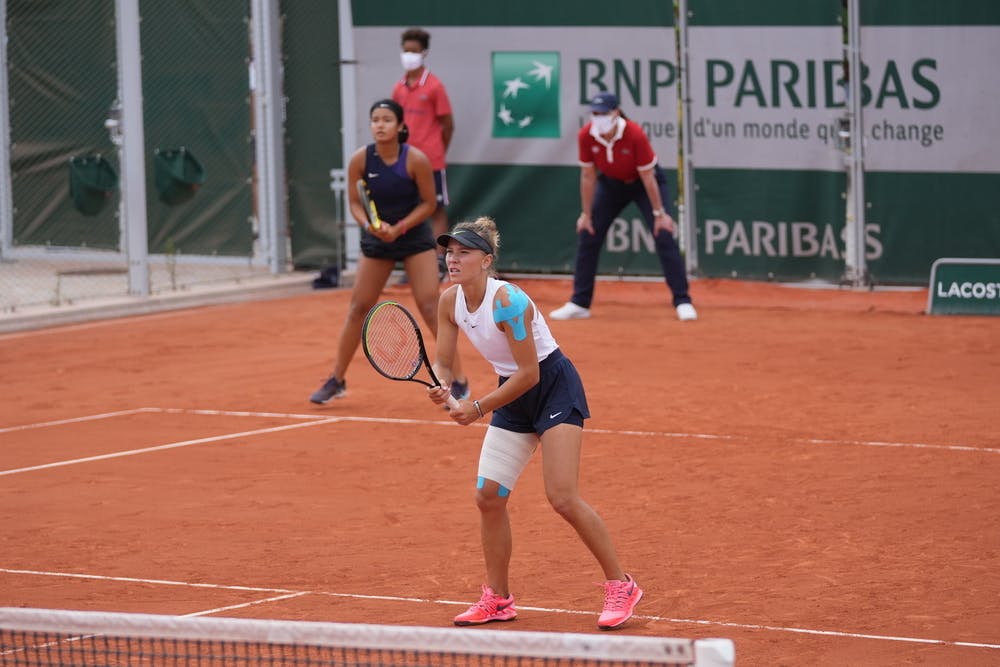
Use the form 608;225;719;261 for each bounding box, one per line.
493;285;530;341
476;476;511;497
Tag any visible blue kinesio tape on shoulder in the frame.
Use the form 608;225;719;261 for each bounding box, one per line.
493;285;530;341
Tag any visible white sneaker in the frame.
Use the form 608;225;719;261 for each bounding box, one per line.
549;302;591;320
675;303;698;321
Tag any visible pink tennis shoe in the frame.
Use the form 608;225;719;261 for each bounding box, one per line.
453;584;517;626
598;574;643;630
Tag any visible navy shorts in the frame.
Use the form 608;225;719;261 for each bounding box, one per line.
360;220;436;261
490;348;590;435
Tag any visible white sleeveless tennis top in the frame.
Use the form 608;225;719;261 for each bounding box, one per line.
455;277;558;377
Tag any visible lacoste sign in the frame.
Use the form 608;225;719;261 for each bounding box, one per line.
926;258;1000;316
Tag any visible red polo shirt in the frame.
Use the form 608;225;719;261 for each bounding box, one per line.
578;119;657;182
392;69;452;171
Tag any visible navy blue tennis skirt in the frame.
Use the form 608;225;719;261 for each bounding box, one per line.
491;348;590;435
361;220;436;261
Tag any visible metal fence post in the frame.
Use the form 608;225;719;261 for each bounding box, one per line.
251;0;289;274
676;0;698;276
0;0;13;260
338;0;359;271
114;0;149;296
842;0;868;287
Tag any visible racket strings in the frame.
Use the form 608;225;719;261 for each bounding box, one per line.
366;309;423;380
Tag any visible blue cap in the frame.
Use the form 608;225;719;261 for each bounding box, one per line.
589;91;619;113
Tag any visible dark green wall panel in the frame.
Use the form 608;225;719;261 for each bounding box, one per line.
282;1;344;269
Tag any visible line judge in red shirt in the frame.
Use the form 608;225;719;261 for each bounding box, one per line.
550;92;697;322
392;28;454;277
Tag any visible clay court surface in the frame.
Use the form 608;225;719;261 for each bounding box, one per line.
1;277;998;666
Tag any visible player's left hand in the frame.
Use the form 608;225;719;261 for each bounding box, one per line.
448;399;479;426
373;222;399;243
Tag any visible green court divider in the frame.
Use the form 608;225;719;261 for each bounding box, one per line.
153;148;206;206
69;156;119;216
926;258;1000;316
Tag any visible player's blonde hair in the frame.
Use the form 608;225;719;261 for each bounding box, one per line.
453;216;501;275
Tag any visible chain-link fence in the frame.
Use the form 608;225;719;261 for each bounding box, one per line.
1;0;286;314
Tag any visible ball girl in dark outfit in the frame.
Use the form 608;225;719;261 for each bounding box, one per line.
310;99;468;403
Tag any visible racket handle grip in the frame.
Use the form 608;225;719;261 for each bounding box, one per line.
445;395;460;410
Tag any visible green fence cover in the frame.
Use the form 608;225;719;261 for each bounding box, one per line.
139;0;253;256
7;0;120;248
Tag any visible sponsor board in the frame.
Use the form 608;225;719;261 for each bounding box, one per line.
926;258;1000;315
687;26;1000;173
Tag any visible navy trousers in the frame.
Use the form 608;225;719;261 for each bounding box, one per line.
570;166;692;308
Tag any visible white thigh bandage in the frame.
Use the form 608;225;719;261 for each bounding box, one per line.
477;426;539;494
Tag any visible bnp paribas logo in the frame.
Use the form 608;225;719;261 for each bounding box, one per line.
491;51;560;138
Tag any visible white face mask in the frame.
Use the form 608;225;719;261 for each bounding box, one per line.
591;114;617;135
400;51;424;72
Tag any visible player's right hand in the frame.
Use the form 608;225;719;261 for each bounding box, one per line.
427;385;450;407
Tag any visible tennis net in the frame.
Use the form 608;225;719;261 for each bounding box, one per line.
0;607;734;667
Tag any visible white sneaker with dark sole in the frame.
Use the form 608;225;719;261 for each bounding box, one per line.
549;302;591;320
675;303;698;321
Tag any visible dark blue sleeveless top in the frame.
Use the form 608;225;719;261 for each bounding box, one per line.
364;144;419;224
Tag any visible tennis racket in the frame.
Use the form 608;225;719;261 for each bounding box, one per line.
356;179;382;230
362;301;460;410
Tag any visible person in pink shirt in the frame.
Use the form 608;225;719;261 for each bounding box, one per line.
392;28;454;279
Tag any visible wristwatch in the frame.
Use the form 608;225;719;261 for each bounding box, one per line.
652;208;666;216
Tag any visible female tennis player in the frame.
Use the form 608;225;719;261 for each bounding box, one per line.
428;216;643;630
308;99;469;404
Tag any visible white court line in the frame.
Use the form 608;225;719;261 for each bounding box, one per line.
0;408;158;434
796;436;1000;454
157;407;466;427
2;568;996;651
182;592;310;618
0;408;467;478
0;418;343;477
2;408;997;479
586;427;1000;455
161;408;1000;454
157;408;334;421
0;568;294;593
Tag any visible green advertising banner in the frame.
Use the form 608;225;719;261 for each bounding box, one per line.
685;0;1000;284
859;13;1000;283
686;1;848;281
695;169;848;282
349;3;677;275
927;258;1000;316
